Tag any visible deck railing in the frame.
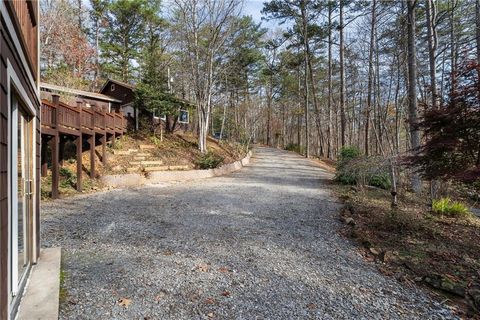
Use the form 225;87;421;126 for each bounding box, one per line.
41;99;127;134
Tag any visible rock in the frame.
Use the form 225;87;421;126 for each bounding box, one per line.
466;284;480;313
345;217;355;226
424;274;465;297
369;248;380;256
112;165;123;172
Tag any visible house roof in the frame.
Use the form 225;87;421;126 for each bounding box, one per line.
99;78;196;107
40;82;122;103
99;78;136;93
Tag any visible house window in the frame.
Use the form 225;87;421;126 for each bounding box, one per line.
111;84;115;91
179;110;189;124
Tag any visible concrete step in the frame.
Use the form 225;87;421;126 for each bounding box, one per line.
136;153;150;157
128;148;139;153
144;166;169;172
112;150;131;155
128;161;141;165
168;165;190;171
127;167;141;173
139;145;156;150
133;156;146;161
141;160;164;166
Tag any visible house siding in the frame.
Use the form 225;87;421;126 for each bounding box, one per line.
1;1;40;319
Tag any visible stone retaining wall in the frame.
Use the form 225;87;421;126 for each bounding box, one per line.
101;151;253;188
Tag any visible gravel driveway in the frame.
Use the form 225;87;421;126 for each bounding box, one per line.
41;147;456;319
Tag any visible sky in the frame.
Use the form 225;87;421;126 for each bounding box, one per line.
243;0;284;29
243;0;264;22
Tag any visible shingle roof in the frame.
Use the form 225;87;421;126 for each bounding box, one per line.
40;82;122;103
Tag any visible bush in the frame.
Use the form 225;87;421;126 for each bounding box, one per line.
339;146;361;162
59;167;76;188
196;152;224;169
285;143;303;154
335;146;391;190
432;198;471;217
369;173;392;190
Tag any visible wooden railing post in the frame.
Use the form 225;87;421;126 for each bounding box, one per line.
91;104;95;129
52;94;59;128
76;101;82;130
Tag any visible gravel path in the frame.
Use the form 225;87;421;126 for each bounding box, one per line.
42;147;456;319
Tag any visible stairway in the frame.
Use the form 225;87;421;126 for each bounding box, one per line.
112;144;190;173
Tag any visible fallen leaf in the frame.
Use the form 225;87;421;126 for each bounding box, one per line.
218;267;230;273
205;297;216;305
118;298;132;308
221;290;230;297
207;312;214;318
307;303;316;309
196;263;209;272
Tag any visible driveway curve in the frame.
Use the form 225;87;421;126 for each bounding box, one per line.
41;147;456;319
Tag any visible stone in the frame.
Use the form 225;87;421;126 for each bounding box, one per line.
139;145;156;150
141;160;164;166
345;217;355;226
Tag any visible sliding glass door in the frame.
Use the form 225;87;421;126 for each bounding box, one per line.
10;94;33;302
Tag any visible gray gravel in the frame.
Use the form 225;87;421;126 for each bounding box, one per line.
41;147;457;319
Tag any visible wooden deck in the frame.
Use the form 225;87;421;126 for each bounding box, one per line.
41;95;127;198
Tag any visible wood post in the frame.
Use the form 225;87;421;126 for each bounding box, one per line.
41;137;48;177
101;134;107;165
59;135;65;166
52;94;59;128
89;135;95;179
76;135;82;191
51;134;59;199
77;101;82;129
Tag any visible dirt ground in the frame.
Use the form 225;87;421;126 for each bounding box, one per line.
335;184;480;319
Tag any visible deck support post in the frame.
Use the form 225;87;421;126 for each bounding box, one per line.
59;135;65;166
101;134;107;165
41;136;48;177
76;135;82;191
89;135;95;179
51;134;59;199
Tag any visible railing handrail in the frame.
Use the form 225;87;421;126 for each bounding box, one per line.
42;98;127;131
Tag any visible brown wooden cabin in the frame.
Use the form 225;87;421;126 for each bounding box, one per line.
99;79;192;132
0;1;41;318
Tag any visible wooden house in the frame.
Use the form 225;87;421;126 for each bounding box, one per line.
100;79;192;132
0;1;41;318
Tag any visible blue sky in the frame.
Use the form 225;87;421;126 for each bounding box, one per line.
243;0;264;22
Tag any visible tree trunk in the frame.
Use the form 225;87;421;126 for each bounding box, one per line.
339;0;346;148
365;0;376;156
426;0;438;109
301;1;310;158
407;0;422;192
327;5;333;159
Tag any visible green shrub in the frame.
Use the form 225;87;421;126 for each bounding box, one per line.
150;135;161;147
335;147;391;190
339;146;361;163
196;152;224;169
368;173;391;190
110;138;123;150
59;167;76;188
335;146;361;185
432;198;471;217
285;143;303;154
